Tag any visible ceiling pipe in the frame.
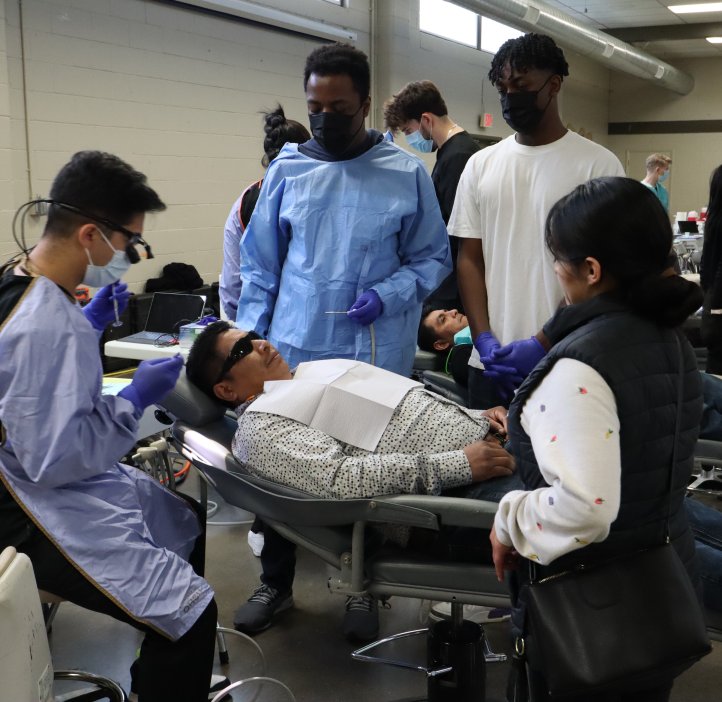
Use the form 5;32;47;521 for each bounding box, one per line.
450;0;695;95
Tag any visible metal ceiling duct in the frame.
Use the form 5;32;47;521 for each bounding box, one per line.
450;0;695;95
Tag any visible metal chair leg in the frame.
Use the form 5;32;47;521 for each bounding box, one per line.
54;670;128;701
217;622;230;665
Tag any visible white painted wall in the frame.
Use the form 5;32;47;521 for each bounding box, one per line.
2;0;370;287
2;0;617;292
608;57;722;218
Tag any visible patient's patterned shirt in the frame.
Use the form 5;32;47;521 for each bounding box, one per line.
231;387;490;499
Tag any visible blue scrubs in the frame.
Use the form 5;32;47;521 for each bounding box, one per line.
0;276;213;639
236;137;451;377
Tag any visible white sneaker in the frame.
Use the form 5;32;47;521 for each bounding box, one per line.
428;602;511;624
247;529;264;557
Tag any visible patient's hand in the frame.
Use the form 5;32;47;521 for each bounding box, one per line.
482;406;508;434
463;441;515;482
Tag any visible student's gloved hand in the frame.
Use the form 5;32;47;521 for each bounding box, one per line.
348;290;383;326
82;282;130;331
487;336;546;381
474;331;501;360
118;355;184;412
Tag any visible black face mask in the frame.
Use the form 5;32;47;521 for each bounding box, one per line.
500;75;554;134
309;103;365;155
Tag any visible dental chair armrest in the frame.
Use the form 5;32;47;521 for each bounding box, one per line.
375;495;498;530
201;464;441;530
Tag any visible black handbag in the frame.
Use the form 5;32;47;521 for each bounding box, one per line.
521;334;712;699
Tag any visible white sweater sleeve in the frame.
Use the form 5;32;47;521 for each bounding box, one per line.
493;358;621;565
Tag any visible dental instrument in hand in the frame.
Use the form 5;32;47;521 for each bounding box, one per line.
111;282;123;327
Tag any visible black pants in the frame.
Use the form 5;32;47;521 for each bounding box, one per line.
260;525;296;593
702;312;722;374
468;365;509;410
0;487;217;702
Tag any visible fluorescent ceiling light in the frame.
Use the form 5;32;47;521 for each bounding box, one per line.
175;0;356;42
706;36;722;42
668;3;722;13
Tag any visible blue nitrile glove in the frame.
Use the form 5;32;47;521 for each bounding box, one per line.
197;315;218;326
474;331;501;359
82;282;130;331
347;290;383;326
487;336;546;381
118;355;184;412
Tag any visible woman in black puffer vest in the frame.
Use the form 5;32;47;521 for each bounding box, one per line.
490;177;704;702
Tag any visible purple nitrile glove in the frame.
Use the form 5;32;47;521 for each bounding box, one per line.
118;355;184;412
474;331;501;359
197;315;219;326
488;336;546;381
347;289;383;326
83;282;130;331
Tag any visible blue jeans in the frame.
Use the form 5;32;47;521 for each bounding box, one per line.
685;496;722;612
700;372;722;440
423;474;525;562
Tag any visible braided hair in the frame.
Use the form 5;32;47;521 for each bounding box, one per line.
261;105;310;167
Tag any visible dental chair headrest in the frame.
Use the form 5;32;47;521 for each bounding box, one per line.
159;373;227;426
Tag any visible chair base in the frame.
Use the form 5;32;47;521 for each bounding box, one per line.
353;618;506;702
54;670;128;701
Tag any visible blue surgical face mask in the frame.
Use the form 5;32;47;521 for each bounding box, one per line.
82;230;131;288
658;170;670;183
406;128;434;153
453;326;472;346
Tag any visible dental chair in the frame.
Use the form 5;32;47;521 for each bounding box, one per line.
0;546;127;702
157;375;511;701
690;439;722;493
414;348;468;407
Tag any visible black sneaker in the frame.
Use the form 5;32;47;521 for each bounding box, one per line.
233;584;293;634
343;594;380;643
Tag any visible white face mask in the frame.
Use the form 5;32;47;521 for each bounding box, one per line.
82;230;131;288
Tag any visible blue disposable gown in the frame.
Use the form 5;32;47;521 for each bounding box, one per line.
221;193;243;320
0;277;213;639
236;140;451;376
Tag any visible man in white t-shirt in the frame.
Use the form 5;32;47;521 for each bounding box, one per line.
448;33;624;409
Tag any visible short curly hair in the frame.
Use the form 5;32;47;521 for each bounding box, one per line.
488;33;569;85
383;81;448;132
303;42;370;100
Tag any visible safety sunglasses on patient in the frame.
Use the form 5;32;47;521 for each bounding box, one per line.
215;331;262;384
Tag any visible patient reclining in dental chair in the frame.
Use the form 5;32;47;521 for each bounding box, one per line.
184;321;520;639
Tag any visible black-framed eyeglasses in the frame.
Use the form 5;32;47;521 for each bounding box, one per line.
215;331;262;384
44;200;154;264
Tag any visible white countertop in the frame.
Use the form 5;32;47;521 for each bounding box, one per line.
104;340;190;361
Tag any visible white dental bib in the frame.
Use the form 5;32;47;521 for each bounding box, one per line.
247;359;421;451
